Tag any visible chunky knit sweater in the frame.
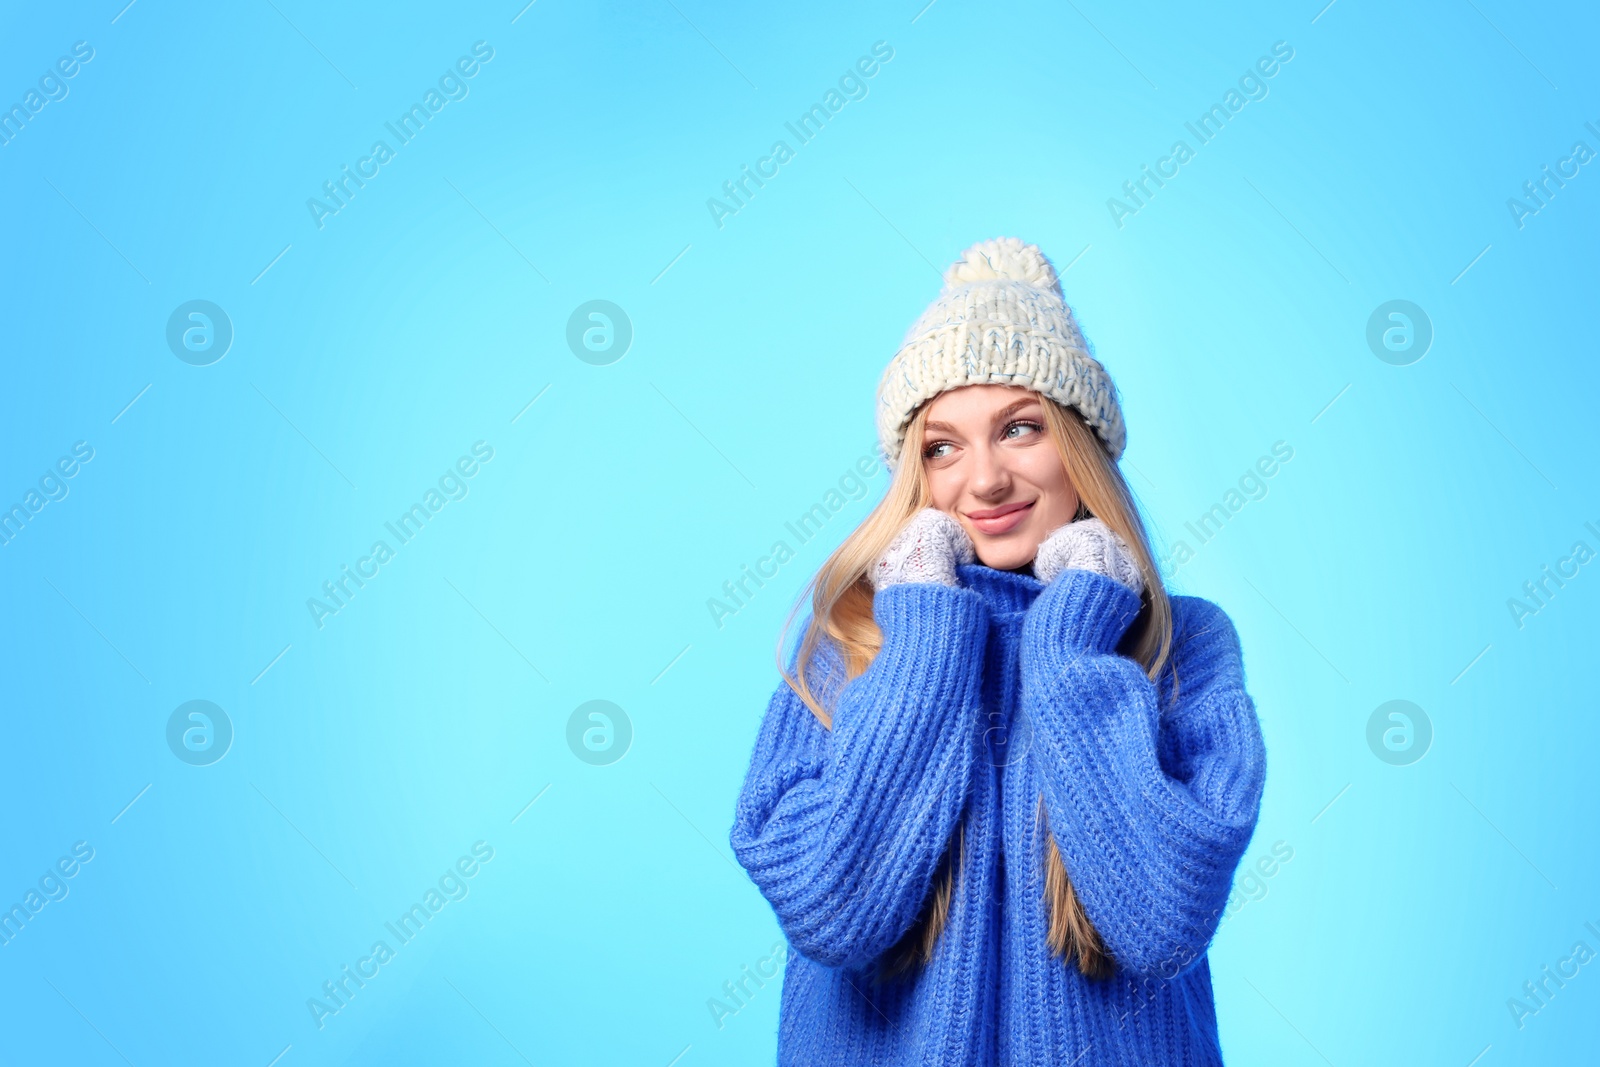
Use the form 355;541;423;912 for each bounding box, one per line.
730;563;1266;1066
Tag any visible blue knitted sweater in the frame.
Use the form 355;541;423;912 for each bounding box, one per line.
730;563;1267;1066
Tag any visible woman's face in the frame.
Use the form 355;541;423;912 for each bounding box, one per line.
920;385;1080;572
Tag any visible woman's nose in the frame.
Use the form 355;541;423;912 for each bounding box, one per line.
967;444;1011;495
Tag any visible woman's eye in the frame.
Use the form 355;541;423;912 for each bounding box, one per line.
1004;420;1044;440
923;441;952;460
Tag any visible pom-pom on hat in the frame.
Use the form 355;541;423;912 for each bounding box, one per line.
874;236;1125;469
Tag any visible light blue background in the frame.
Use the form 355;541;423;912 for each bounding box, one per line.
2;0;1596;1064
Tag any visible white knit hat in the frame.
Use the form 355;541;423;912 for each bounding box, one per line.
874;236;1125;468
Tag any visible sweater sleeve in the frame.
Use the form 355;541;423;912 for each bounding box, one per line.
729;582;990;970
1019;569;1266;980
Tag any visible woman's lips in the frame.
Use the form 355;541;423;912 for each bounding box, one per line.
967;500;1034;536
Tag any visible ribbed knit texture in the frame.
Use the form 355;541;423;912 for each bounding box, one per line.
730;563;1267;1066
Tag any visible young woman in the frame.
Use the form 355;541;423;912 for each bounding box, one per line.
729;237;1268;1066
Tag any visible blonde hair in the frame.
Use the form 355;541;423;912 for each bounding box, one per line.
774;391;1175;980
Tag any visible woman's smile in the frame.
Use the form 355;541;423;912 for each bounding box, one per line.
965;499;1035;536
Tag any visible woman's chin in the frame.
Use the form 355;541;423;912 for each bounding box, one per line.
975;545;1041;573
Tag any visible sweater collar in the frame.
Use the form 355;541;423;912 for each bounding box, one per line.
957;562;1045;615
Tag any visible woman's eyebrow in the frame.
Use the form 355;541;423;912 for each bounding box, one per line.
925;399;1041;434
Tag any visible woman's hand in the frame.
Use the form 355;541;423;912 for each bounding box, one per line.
870;507;976;590
1033;517;1144;596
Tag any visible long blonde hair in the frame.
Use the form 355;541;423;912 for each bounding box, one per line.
774;391;1175;980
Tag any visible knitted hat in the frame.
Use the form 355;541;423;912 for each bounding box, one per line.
874;236;1125;469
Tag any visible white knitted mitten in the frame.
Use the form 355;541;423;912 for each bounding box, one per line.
1032;517;1144;596
870;507;977;590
